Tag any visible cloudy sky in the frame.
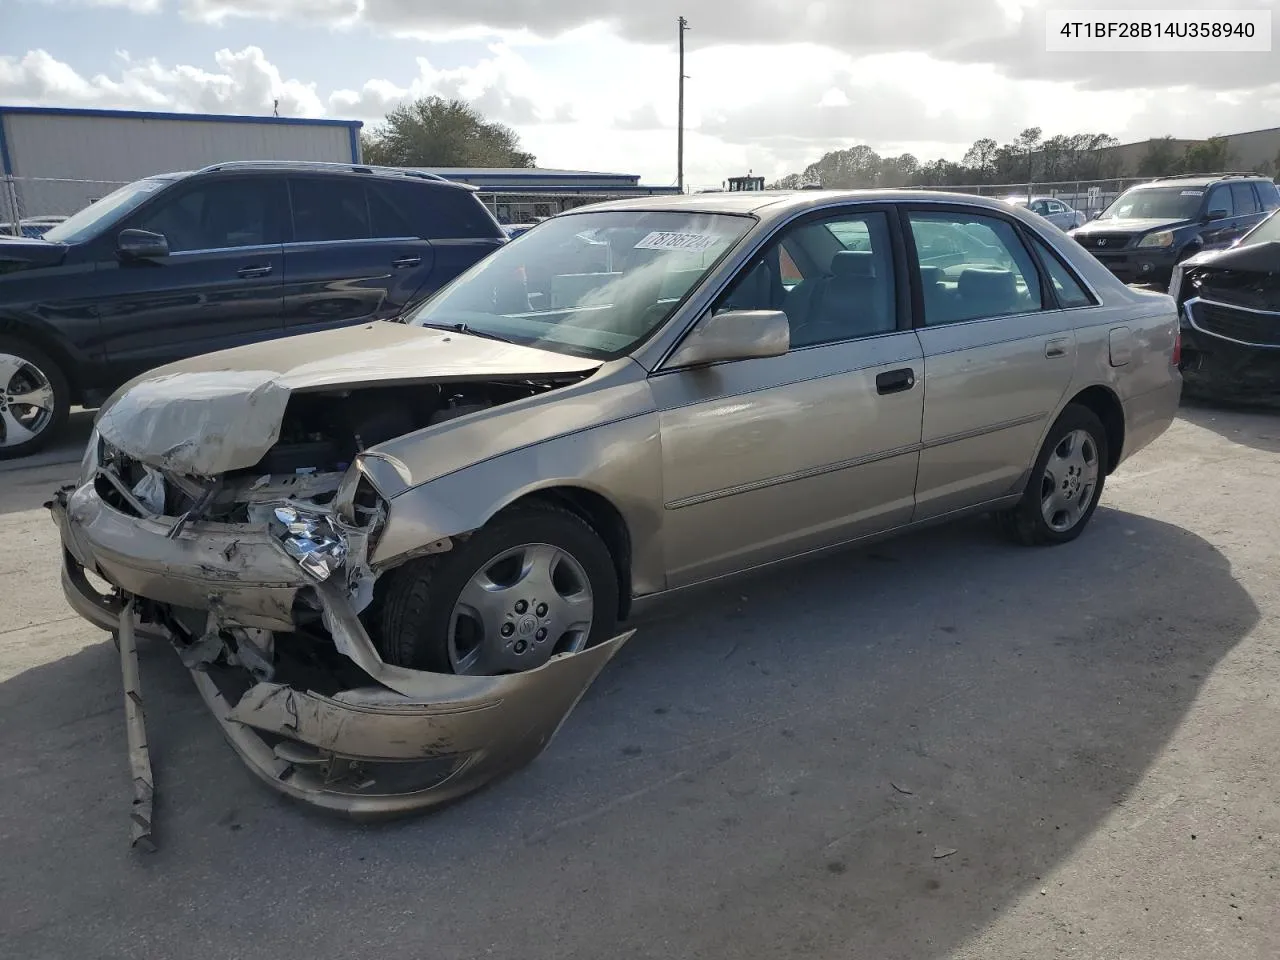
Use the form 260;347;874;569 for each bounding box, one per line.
3;0;1278;189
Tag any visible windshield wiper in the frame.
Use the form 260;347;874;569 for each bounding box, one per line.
418;321;517;345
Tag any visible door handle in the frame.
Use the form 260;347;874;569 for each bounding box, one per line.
237;264;273;279
1045;338;1070;359
875;367;916;395
392;256;422;269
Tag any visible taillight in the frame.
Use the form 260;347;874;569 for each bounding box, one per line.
1172;329;1181;367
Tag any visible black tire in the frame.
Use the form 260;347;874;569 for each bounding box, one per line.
0;334;70;461
377;502;620;674
997;404;1108;547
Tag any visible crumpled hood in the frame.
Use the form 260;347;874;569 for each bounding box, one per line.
96;321;602;477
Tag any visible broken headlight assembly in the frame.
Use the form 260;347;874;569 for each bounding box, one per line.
266;456;390;588
271;505;348;581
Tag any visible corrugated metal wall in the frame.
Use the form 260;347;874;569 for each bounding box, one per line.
1;110;360;217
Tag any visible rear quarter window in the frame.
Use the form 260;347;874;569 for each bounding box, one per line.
381;181;504;241
1256;180;1280;211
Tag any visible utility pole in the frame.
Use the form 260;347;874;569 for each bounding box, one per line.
677;16;689;193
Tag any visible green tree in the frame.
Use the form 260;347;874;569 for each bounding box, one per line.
362;96;536;168
961;137;999;183
1179;136;1233;175
1137;136;1181;177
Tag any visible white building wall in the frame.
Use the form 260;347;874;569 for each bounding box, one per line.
2;110;360;217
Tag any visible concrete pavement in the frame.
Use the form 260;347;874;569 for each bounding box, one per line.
0;404;1276;960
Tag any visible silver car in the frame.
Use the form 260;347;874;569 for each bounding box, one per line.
1005;195;1088;232
52;190;1181;826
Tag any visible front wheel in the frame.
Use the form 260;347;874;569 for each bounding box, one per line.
376;502;620;675
997;404;1108;546
0;335;70;460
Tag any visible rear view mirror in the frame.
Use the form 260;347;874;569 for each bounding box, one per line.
117;229;169;260
666;309;790;369
1205;209;1229;222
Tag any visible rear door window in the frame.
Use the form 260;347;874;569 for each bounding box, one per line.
1028;234;1096;309
907;211;1044;325
367;183;415;238
383;180;504;240
1230;182;1260;215
290;177;370;242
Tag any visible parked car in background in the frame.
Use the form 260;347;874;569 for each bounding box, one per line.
0;160;506;458
1004;195;1087;231
1169;207;1280;401
52;189;1180;814
1068;173;1280;287
503;223;539;239
0;215;68;239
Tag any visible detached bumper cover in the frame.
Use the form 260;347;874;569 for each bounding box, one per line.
51;483;633;817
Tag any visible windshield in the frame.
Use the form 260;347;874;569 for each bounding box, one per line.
1239;209;1280;246
42;177;174;243
1099;186;1204;222
406;210;753;360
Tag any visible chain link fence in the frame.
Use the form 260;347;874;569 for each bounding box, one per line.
2;175;130;235
916;177;1155;219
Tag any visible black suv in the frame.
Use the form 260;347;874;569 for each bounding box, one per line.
0;161;506;458
1068;172;1280;287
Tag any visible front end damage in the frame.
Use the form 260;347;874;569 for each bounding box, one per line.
51;367;630;841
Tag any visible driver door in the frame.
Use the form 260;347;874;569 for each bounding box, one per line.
91;176;287;385
649;207;925;588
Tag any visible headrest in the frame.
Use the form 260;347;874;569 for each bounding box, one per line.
830;250;876;278
957;267;1016;299
917;265;942;287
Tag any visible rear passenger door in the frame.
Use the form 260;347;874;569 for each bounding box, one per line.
281;175;434;333
906;206;1081;521
379;181;507;307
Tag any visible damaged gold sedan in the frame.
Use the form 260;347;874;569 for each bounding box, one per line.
53;191;1180;844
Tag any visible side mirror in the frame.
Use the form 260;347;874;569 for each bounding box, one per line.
1204;209;1229;222
666;309;790;369
117;228;169;260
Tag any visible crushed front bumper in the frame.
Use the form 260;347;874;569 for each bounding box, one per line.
51;482;632;820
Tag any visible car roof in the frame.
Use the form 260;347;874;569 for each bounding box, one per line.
562;189;1032;223
151;161;479;191
1132;173;1270;189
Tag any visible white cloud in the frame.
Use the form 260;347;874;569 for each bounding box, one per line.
180;0;360;25
0;47;324;117
330;45;573;126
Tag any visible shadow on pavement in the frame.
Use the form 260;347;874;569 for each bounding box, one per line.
0;508;1258;960
1177;398;1280;454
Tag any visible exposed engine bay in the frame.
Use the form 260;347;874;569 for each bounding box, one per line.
90;377;578;646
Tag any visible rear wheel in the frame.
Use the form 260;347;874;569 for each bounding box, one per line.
998;404;1107;546
0;336;69;460
377;502;619;675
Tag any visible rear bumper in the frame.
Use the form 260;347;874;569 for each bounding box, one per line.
1120;377;1182;466
51;482;632;818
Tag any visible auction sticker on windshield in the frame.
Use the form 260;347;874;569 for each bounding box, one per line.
634;232;723;253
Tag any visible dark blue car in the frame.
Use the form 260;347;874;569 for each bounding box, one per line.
0;161;507;457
